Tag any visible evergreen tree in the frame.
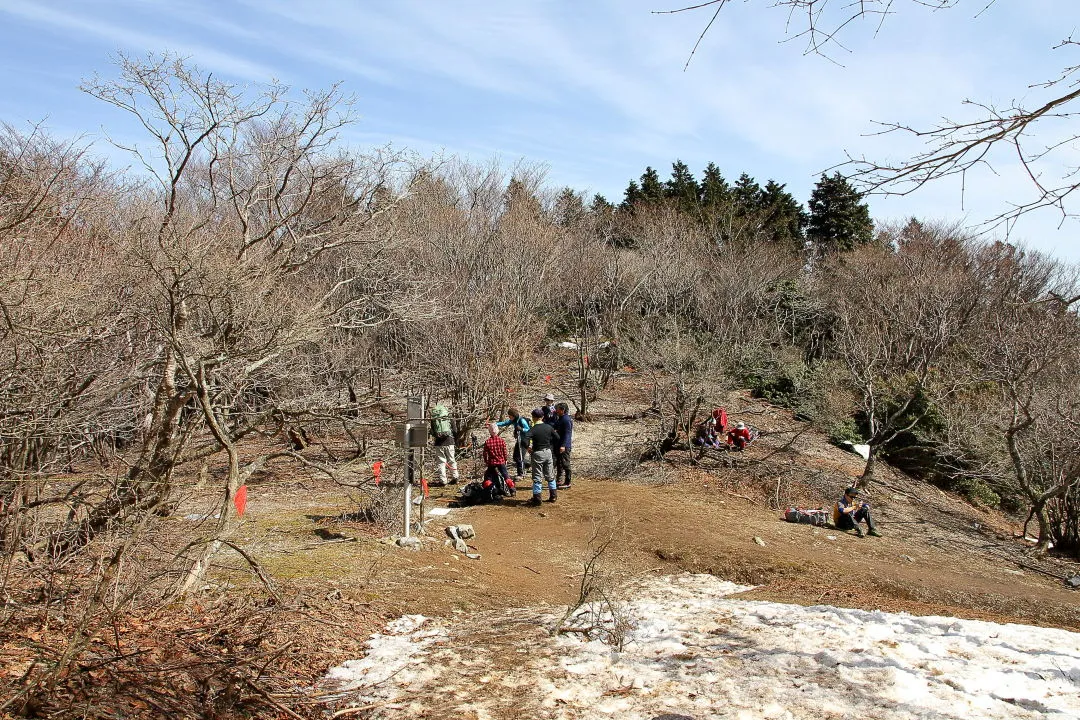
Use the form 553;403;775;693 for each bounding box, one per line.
503;177;543;220
759;180;808;251
732;173;762;216
639;166;664;202
590;193;614;213
620;179;642;211
553;186;587;227
699;162;730;208
664;160;700;214
807;172;873;254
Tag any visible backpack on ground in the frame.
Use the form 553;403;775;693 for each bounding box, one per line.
457;475;510;506
784;507;830;527
431;405;452;438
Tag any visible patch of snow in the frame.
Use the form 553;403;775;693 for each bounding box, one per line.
840;441;871;459
321;614;447;699
322;574;1080;719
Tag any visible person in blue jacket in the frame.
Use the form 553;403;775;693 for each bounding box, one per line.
552;402;574;489
495;407;531;484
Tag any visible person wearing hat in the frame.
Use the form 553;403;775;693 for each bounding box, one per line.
833;486;881;537
540;393;557;423
726;421;753;450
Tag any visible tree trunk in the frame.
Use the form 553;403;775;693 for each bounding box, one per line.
859;449;878;485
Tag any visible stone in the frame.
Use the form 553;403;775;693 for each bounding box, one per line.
753;536;766;547
446;526;469;554
455;524;476;540
1065;575;1080;589
396;536;422;551
899;554;914;562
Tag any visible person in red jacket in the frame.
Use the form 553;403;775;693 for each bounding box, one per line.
727;421;752;450
482;423;514;496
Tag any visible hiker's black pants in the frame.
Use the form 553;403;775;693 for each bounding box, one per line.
512;440;526;477
556;448;572;485
837;505;875;532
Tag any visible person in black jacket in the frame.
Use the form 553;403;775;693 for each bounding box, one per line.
524;407;560;505
552;402;574;489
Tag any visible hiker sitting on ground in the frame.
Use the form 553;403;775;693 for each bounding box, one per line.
482;423;514;496
833;486;880;537
694;418;722;448
524;407;561;505
727;421;752;450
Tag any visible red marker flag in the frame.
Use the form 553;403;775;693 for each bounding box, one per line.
373;460;383;486
544;375;552;384
234;485;248;517
421;477;429;497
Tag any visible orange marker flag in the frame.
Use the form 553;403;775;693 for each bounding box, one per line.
421;477;429;497
234;485;248;517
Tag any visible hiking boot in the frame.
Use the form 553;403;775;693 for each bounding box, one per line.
556;481;571;489
547;489;558;503
854;528;865;538
868;529;882;537
448;478;459;485
529;494;542;507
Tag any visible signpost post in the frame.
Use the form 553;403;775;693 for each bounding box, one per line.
402;396;426;538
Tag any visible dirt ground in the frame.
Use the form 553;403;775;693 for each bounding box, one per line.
6;370;1079;718
224;377;1079;637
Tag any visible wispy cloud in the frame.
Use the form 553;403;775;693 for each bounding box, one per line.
0;0;280;81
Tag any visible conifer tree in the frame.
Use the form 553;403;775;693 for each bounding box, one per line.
590;193;614;213
807;172;873;254
732;173;762;216
759;180;808;251
639;166;664;202
620;179;642;211
699;162;730;208
664;160;700;213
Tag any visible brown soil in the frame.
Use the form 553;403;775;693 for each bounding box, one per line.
231;377;1079;634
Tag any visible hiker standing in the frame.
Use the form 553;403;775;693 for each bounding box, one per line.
495;407;531;484
482;423;513;496
429;404;459;486
524;407;561;505
833;486;880;537
540;393;557;423
552;402;574;489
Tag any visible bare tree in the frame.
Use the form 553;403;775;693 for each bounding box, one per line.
946;242;1080;554
817;221;983;483
663;0;1080;231
37;55;428;576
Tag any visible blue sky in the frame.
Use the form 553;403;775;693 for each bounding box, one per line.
1;0;1078;261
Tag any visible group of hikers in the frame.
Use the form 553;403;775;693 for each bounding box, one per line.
428;393;573;507
427;395;882;536
693;407;755;451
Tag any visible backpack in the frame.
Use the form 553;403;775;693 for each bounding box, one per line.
457;476;509;506
431;405;452;438
784;507;830;526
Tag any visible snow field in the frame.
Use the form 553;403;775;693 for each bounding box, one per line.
323;574;1080;719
